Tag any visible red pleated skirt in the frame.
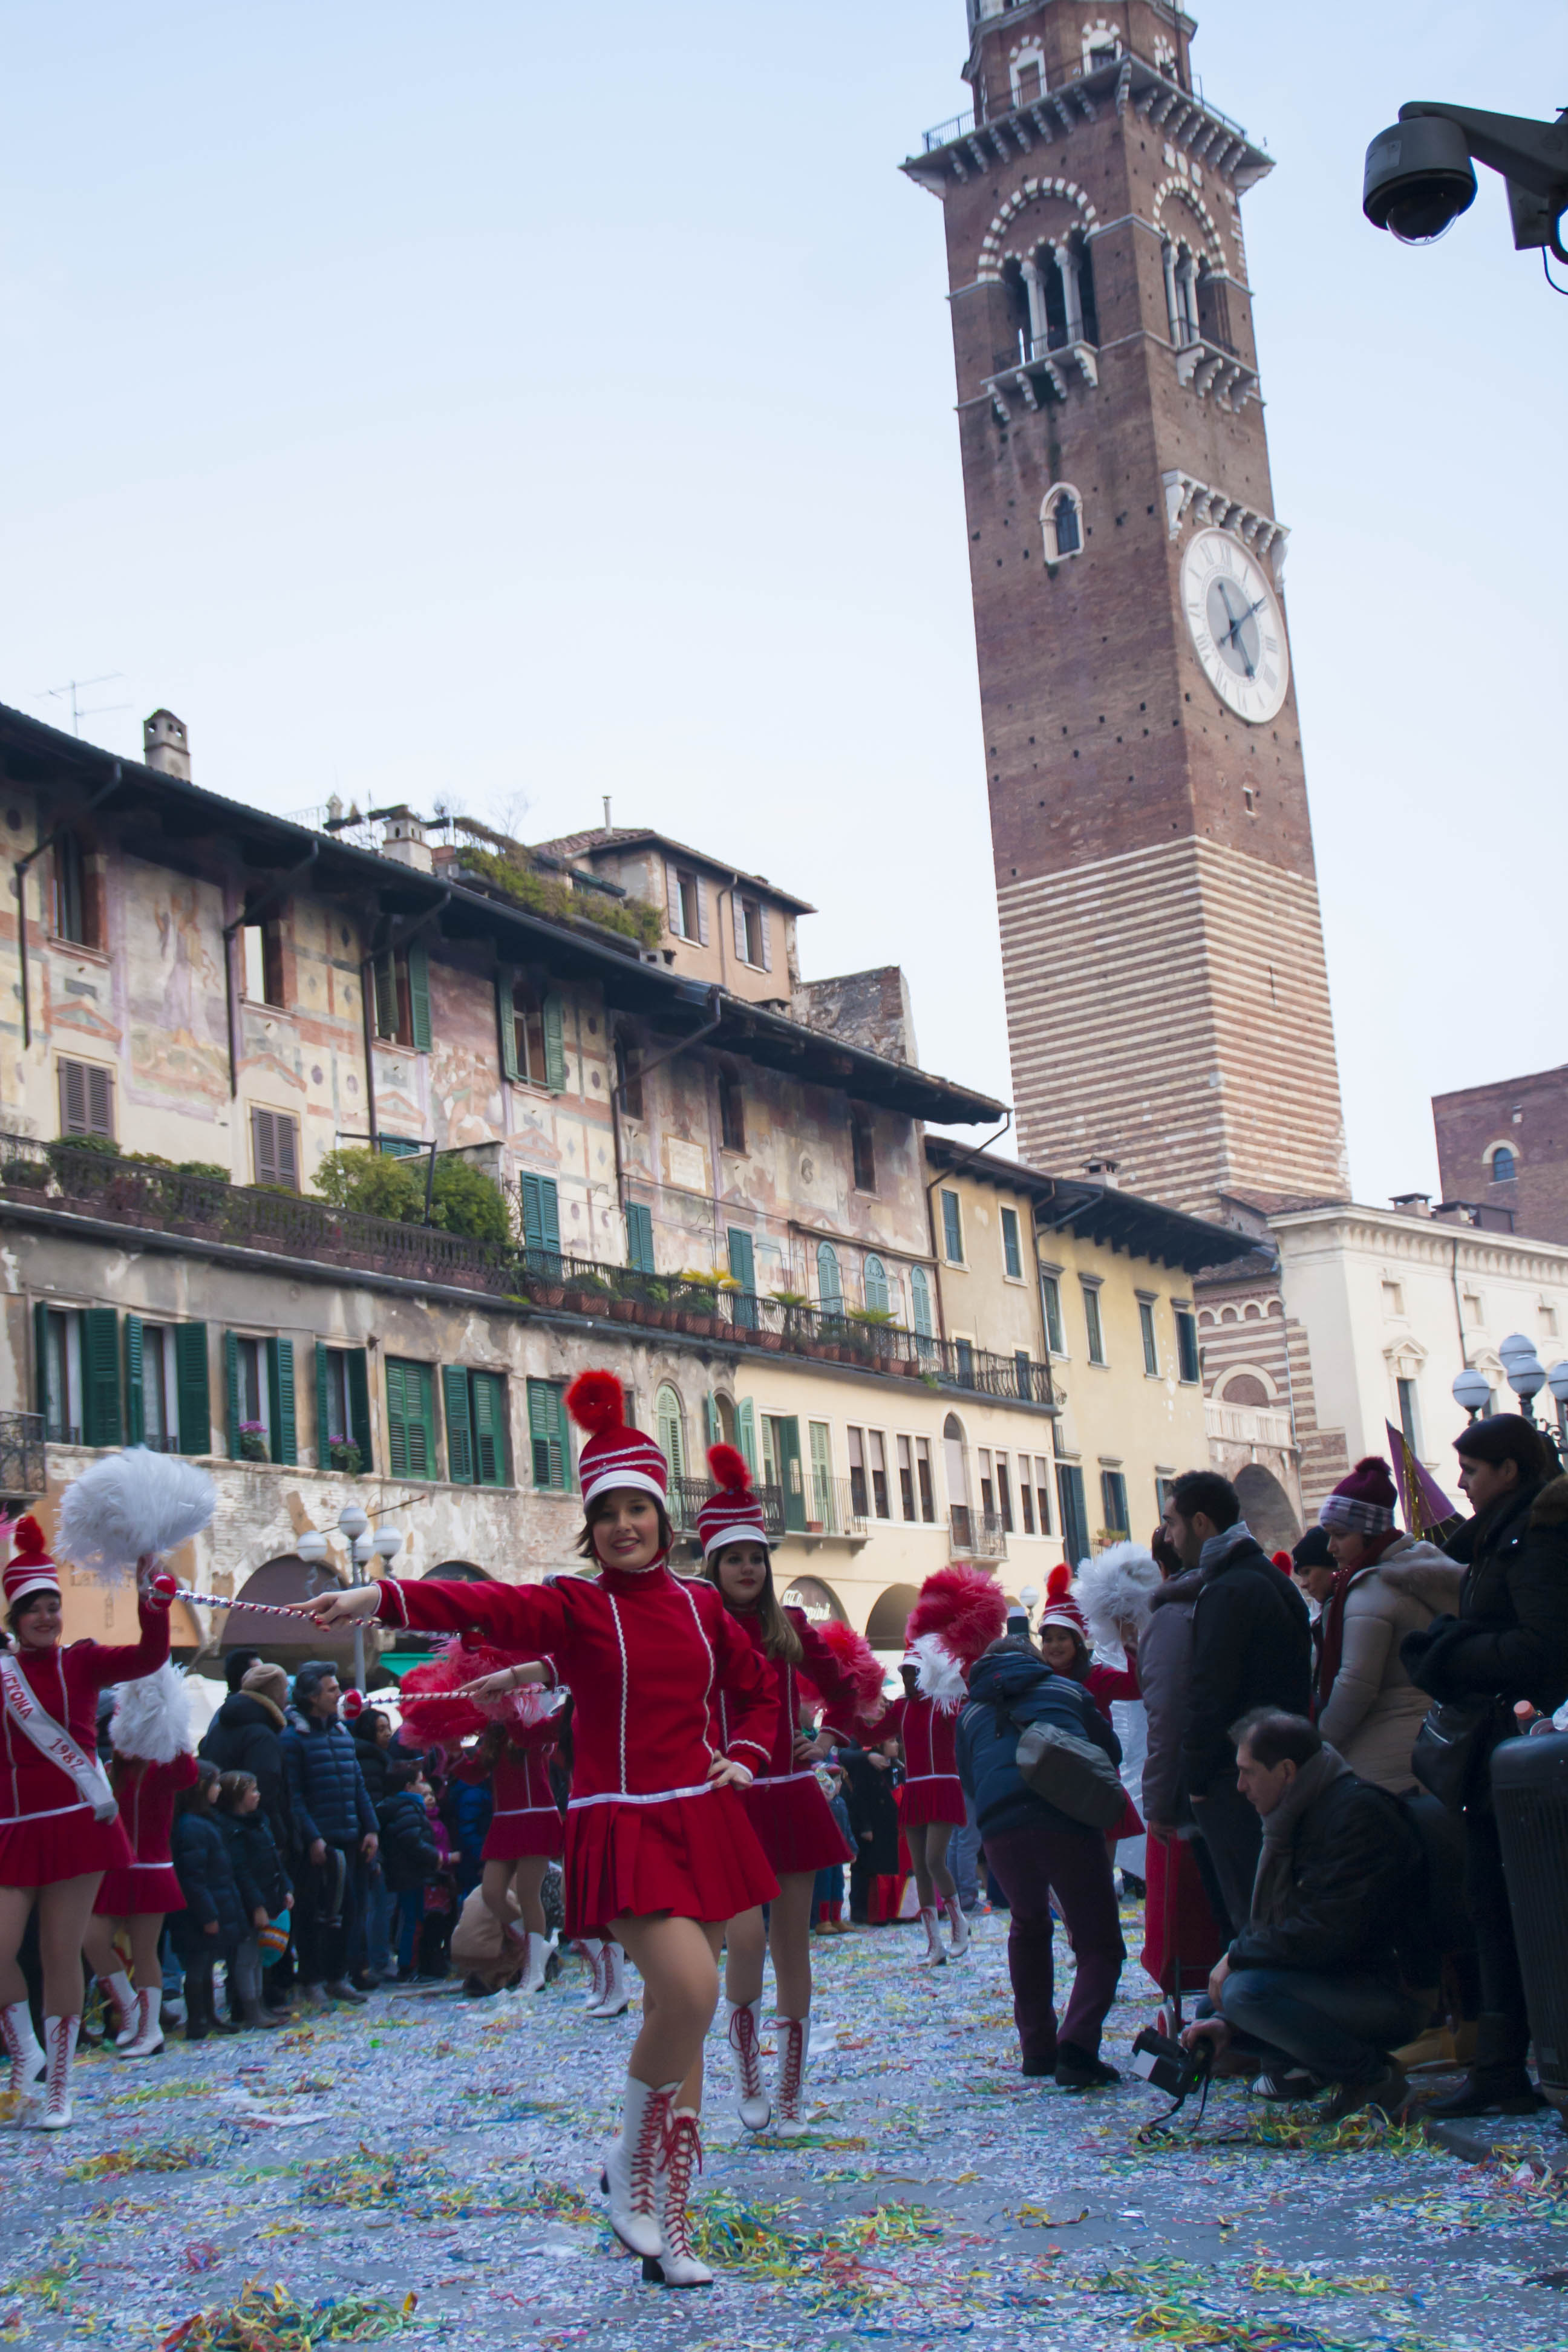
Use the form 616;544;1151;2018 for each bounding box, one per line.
897;1774;966;1830
745;1771;854;1877
564;1783;778;1941
482;1807;565;1864
0;1807;133;1890
95;1861;186;1916
1140;1834;1226;1994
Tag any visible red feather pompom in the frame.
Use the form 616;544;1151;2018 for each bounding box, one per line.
566;1369;624;1434
395;1637;551;1747
817;1618;886;1722
907;1566;1007;1669
1046;1560;1074;1603
707;1443;752;1495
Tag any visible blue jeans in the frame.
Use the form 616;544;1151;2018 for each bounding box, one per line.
1217;1967;1426;2083
362;1874;396;1976
396;1889;428;1970
948;1811;982;1910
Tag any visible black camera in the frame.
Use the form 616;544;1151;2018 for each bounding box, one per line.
1131;2026;1212;2104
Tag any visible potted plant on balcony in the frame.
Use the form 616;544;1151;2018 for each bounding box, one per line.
238;1421;270;1464
0;1154;51;1198
678;1269;721;1338
328;1439;362;1475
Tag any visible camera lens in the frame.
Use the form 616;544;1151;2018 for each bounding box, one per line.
1386;181;1473;245
1363;116;1478;243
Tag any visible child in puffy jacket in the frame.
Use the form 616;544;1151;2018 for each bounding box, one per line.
378;1762;443;1979
217;1769;292;2028
170;1762;246;2041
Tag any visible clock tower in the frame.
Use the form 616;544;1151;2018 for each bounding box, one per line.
906;1;1348;1218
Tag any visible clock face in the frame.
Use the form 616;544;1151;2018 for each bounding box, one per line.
1179;528;1290;724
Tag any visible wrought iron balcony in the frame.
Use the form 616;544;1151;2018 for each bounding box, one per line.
950;1506;1008;1561
668;1474;785;1541
0;1411;46;1500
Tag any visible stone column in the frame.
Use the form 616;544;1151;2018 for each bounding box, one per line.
1177;253;1200;345
1021;258;1047;354
1054;243;1084;343
1161;241;1181;344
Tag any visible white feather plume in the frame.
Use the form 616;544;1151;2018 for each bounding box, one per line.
1073;1541;1162;1653
910;1630;967;1710
108;1662;194;1763
57;1448;216;1583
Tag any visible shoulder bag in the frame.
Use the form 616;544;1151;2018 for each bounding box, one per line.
1410;1695;1514;1812
1008;1700;1127;1831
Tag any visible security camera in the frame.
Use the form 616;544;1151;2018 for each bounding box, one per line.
1363;116;1477;244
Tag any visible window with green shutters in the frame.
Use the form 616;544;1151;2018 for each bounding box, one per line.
442;1367;509;1488
655;1383;686;1482
1139;1299;1160;1377
266;1339;298;1464
519;1172;561;1269
1100;1468;1129;1539
1001;1205;1023;1279
863;1254;890;1315
526;1377;570;1490
1175;1308;1201;1385
1056;1462;1089;1564
626;1200;655;1274
541;995;567;1094
1040;1271;1066;1354
315;1343;373;1471
941;1188;964;1264
125;1318;210;1454
728;1227;757;1329
816;1241;843;1316
385;1359;438;1480
406;940;432;1051
443;1367;474;1484
1082;1282;1106;1365
910;1266;935;1357
371;943;433;1051
735;1396;758;1477
222;1333;295;1462
36;1304;116;1445
175;1324;212;1454
498;973;564;1091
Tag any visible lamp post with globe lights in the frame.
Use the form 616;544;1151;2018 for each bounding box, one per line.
1451;1367;1492;1423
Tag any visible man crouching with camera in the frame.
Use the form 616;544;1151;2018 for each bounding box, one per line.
1178;1709;1428;2122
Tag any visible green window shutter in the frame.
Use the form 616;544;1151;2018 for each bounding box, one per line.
910;1266;933;1341
407;941;432;1051
347;1348;373;1467
472;1371;506;1487
411;1364;436;1478
727;1227;756;1290
541;1178;560;1253
626;1200;655;1273
736;1397;757;1477
267;1338;297;1465
1001;1206;1022;1279
33;1301;51;1422
223;1331;241;1459
541;995;567;1094
373;952;398;1040
443;1365;475;1485
704;1393;720;1449
385;1360;409;1478
520;1173;562;1262
124;1315;145;1445
175;1324;211;1455
82;1307;122;1447
942;1189;964;1263
496;970;520;1082
315;1341;332;1460
528;1377;565;1490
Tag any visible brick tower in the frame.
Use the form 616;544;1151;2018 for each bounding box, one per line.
905;2;1349;1218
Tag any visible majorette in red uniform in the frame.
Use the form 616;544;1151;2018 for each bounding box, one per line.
359;1373;778;2288
444;1697;567;1996
1036;1564;1144;1846
88;1664;199;2059
698;1445;883;2137
1;1514;173;2127
872;1565;1005;1966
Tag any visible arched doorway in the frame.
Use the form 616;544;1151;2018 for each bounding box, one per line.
866;1583;920;1651
781;1575;846;1626
1233;1464;1301;1552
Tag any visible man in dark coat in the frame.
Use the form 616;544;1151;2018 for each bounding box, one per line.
837;1738;903;1924
280;1663;379;2008
1184;1710;1425;2119
956;1637;1126;2089
200;1661;292;1858
1161;1471;1311;1935
1403;1414;1568;2115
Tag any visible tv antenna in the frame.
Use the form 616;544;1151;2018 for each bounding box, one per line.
39;674;131;736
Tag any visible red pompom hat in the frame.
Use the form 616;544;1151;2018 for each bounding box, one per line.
4;1514;60;1610
565;1370;670;1509
697;1445;769;1558
1319;1455;1398;1537
1037;1561;1089;1639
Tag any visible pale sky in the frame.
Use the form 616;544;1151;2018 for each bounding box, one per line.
4;1;1563;1207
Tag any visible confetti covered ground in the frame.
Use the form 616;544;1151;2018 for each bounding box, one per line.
4;1907;1566;2350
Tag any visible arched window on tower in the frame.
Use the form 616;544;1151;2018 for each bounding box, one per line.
1196;263;1233;354
1163;241;1201;348
1042;485;1085;562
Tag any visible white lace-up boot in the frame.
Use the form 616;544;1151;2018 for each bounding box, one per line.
520;1931;555;1994
1;2000;45;2108
119;1987;165;2060
29;2015;79;2131
775;2016;811;2137
590;1940;631;2017
601;2074;675;2258
726;1998;771;2131
644;2106;713;2287
917;1906;947;1965
575;1938;606;2007
945;1895;972;1958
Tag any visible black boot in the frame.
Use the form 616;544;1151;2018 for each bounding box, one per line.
183;1967;212;2043
1423;2011;1545;2118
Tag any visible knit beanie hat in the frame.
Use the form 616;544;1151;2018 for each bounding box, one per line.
565;1371;670;1509
4;1515;60;1610
241;1661;289;1710
1319;1455;1398;1537
697;1445;769;1558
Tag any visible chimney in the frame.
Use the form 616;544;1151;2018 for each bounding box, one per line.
143;708;191;780
379;808;433;874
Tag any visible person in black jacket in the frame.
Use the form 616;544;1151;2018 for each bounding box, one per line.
1161;1471;1311;1938
200;1662;292;1859
377;1763;442;1979
279;1664;379;2008
169;1763;246;2042
956;1638;1125;2089
1403;1414;1568;2117
838;1739;903;1925
215;1770;290;2028
1183;1710;1425;2120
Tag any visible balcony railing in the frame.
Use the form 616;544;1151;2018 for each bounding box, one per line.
1204;1399;1295;1452
950;1506;1008;1560
920;50;1247;159
669;1474;785;1541
0;1411;47;1500
1;1137;1055;1410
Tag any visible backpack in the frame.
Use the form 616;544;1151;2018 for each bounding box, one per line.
973;1685;1126;1832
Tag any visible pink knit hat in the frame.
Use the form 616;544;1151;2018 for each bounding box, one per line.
565;1371;670;1508
1319;1455;1399;1537
697;1446;769;1558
